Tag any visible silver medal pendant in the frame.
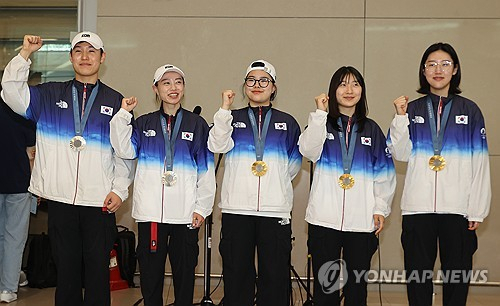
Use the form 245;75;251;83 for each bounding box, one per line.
70;135;86;152
162;171;177;186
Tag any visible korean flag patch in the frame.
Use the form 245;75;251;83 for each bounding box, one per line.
182;132;194;141
275;122;287;130
455;115;468;124
101;106;113;116
361;137;372;146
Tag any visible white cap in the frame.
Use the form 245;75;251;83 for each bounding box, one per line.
246;59;276;81
153;64;186;84
71;31;104;51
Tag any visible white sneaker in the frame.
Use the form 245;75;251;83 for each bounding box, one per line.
19;271;28;287
0;291;17;303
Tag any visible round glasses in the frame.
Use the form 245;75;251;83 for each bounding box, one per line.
245;77;273;88
424;60;454;73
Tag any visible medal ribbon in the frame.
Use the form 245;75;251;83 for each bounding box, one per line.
160;109;183;171
426;96;452;156
337;117;358;175
72;82;99;136
248;107;272;162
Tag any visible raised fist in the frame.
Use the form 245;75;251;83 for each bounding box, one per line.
20;35;43;60
221;90;235;110
121;97;138;112
315;93;329;112
393;95;409;115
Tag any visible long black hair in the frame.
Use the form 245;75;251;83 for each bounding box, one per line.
327;66;368;131
417;42;462;95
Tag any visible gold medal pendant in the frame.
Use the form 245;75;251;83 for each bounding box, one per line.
429;155;446;172
70;136;86;152
162;171;178;186
338;174;355;190
251;161;268;177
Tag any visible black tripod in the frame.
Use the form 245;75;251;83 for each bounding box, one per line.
197;213;215;305
290;238;314;306
289;160;314;306
196;152;225;306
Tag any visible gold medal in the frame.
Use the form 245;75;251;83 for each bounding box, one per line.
338;174;355;189
162;171;177;186
70;136;86;152
251;161;268;177
429;155;446;171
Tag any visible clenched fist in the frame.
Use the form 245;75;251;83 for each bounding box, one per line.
315;93;329;112
20;35;43;60
393;95;409;115
121;97;138;112
221;90;235;110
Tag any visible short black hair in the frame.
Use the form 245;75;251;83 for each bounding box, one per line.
417;42;462;95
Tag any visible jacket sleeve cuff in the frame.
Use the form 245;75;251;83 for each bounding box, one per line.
116;107;133;121
373;210;390;218
393;114;409;127
112;188;128;202
194;207;212;219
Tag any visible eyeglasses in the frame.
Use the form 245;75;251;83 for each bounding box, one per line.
245;77;273;88
424;60;454;73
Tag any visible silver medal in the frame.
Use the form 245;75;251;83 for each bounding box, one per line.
162;171;177;186
70;135;86;152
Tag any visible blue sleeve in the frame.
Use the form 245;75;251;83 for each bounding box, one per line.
287;117;302;180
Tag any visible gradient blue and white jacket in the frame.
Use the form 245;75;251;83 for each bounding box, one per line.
1;54;133;207
110;107;215;224
387;93;491;222
208;106;302;218
300;110;396;232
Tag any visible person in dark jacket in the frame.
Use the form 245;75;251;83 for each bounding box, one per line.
0;93;36;303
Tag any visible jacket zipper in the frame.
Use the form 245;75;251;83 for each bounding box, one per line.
340;190;346;230
72;153;81;204
72;83;87;205
257;106;262;212
161;184;165;222
340;117;351;230
433;97;443;213
434;172;438;212
160;115;172;222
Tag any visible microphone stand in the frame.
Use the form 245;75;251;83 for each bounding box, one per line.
198;152;224;306
290;238;314;305
199;214;215;305
290;160;314;306
303;160;314;305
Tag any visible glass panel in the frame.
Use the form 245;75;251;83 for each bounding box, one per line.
0;1;78;83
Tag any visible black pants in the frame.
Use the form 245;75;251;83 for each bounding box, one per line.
48;201;117;306
137;222;199;306
402;214;478;306
219;213;292;306
307;224;378;306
